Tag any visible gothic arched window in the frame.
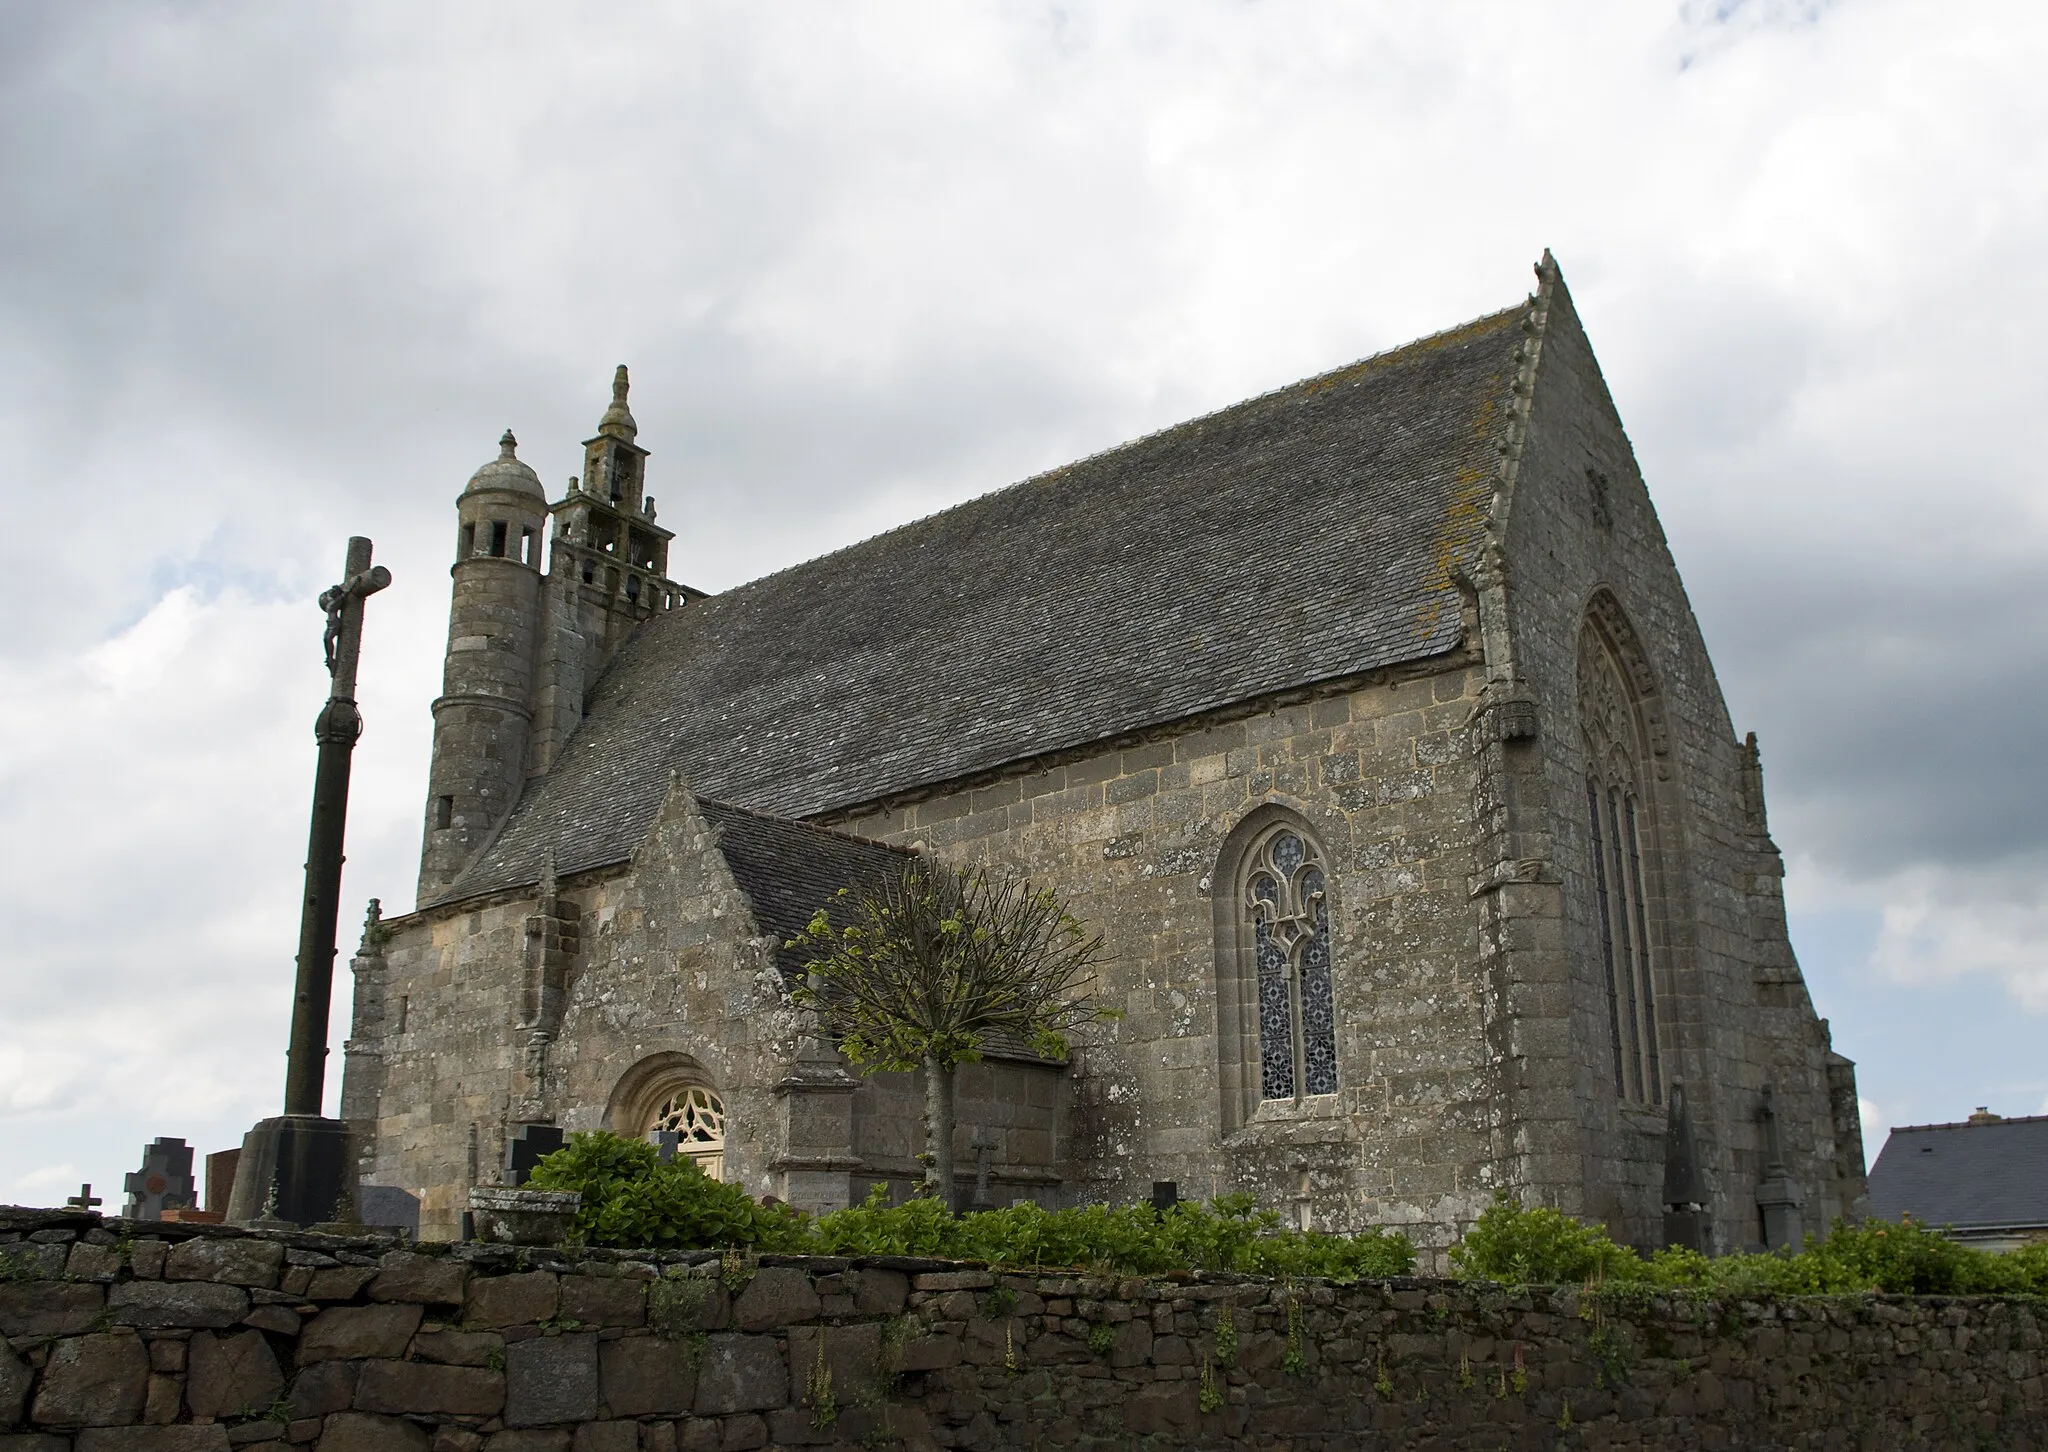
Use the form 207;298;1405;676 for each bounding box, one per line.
648;1085;726;1180
1579;612;1665;1107
1214;811;1340;1127
606;1053;729;1180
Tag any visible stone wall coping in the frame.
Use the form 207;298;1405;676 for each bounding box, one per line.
0;1206;2038;1314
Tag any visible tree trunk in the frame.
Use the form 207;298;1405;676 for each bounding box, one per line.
923;1052;956;1211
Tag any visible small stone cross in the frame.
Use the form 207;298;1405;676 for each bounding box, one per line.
65;1183;102;1211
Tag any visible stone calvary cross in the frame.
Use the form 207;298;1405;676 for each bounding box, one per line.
226;537;391;1227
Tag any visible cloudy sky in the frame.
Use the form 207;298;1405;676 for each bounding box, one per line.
3;1;2044;1211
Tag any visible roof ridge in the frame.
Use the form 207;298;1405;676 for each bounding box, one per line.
698;795;916;856
1889;1113;2048;1132
692;301;1529;607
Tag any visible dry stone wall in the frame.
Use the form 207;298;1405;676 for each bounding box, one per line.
3;1209;2043;1451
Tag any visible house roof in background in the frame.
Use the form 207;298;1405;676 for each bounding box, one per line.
1866;1114;2048;1229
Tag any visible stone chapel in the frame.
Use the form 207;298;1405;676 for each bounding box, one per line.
341;255;1868;1259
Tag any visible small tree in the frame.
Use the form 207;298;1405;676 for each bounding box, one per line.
789;863;1114;1209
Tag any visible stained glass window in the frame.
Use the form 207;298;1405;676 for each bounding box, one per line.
1243;826;1339;1102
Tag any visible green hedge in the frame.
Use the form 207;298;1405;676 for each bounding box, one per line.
1450;1193;2048;1296
528;1133;2048;1295
526;1131;1412;1280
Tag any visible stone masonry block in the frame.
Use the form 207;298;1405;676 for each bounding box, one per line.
165;1236;285;1289
504;1333;599;1426
31;1331;149;1428
305;1267;378;1302
558;1275;645;1328
715;1414;768;1450
1110;1318;1152;1368
312;1412;430;1452
691;1335;787;1416
0;1283;102;1338
0;1341;29;1427
369;1252;468;1306
413;1328;504;1366
731;1267;818;1332
852;1268;907;1316
64;1243;122;1282
787;1322;884;1406
75;1431;231;1452
186;1328;285;1420
288;1359;359;1419
569;1423;636;1452
465;1271;559;1328
298;1303;424;1364
596;1335;695;1417
481;1434;570;1452
354;1359;505;1417
108;1282;249;1331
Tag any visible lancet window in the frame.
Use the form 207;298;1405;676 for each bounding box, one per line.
1243;822;1339;1101
1579;617;1664;1106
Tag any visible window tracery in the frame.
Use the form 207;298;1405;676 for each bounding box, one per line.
1579;617;1664;1107
646;1084;726;1180
1243;823;1339;1102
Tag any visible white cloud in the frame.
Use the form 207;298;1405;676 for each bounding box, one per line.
2;0;2046;1203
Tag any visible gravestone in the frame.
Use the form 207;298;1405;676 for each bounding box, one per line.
205;1149;241;1216
1662;1081;1711;1254
123;1137;196;1220
358;1185;421;1236
505;1123;565;1186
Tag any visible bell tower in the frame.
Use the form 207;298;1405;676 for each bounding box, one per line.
417;431;549;902
417;368;695;903
527;367;689;775
553;365;678;641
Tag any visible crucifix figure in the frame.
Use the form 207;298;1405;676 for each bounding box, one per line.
228;537;391;1229
285;538;392;1117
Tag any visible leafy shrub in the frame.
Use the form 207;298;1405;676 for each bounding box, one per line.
529;1134;1415;1277
1449;1194;1649;1285
525;1132;806;1252
1450;1193;2048;1297
814;1187;1413;1281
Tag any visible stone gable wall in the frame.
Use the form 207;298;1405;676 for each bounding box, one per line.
1494;270;1860;1249
2;1211;2041;1451
355;790;1069;1242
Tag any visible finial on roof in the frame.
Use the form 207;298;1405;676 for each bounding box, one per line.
357;897;385;955
500;430;518;457
598;364;637;441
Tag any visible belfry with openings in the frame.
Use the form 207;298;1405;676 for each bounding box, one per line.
342;256;1867;1260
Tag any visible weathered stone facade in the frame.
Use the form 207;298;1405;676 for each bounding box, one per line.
3;1209;2042;1450
345;256;1864;1259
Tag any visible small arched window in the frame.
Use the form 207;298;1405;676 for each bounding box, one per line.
648;1085;726;1180
1579;610;1665;1106
1214;810;1340;1128
606;1053;729;1181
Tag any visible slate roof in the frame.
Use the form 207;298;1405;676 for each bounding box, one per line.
439;302;1526;905
1866;1115;2048;1230
696;799;912;974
